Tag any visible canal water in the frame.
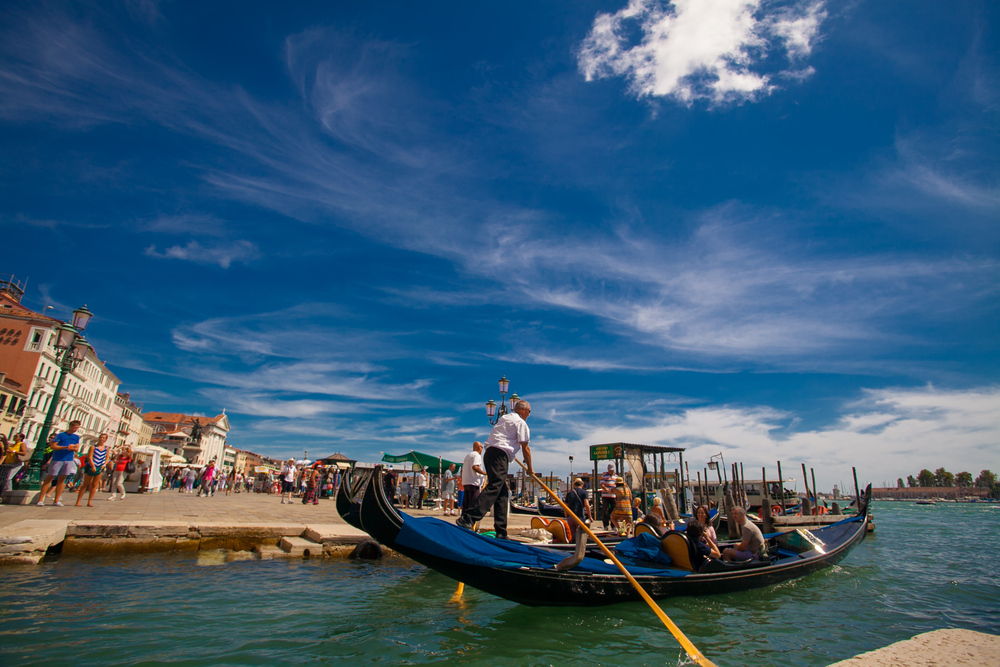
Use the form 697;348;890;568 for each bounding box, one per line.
1;502;998;666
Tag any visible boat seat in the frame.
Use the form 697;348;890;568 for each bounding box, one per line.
660;530;698;572
530;516;572;544
634;523;659;538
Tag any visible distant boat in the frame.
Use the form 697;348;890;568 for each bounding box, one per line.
915;499;936;505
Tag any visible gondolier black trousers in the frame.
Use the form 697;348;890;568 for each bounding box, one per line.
461;447;510;538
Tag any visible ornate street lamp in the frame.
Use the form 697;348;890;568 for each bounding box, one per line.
13;306;94;493
485;375;521;426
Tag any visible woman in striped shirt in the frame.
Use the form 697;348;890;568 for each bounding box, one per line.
76;434;109;507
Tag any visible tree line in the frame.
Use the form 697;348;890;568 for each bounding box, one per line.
896;468;997;491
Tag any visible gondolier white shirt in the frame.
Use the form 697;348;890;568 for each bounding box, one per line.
484;412;530;460
461;450;485;486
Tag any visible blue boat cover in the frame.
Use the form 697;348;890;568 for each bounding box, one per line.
394;515;689;577
614;533;673;565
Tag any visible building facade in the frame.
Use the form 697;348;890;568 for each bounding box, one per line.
0;372;28;438
0;275;121;447
143;412;231;465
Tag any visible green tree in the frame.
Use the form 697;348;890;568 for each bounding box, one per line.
934;467;955;487
907;475;917;488
955;471;973;488
975;470;998;488
897;478;905;488
918;469;936;487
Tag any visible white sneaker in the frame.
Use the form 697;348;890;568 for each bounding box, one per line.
108;496;116;501
121;492;126;499
54;501;64;507
36;501;44;506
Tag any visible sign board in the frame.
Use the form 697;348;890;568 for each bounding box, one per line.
589;444;623;461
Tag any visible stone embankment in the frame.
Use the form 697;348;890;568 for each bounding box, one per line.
0;490;380;564
829;628;1000;666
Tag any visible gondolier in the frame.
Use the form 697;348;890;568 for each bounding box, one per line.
456;400;534;539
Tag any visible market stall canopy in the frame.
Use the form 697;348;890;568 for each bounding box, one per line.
317;452;356;469
381;451;461;475
135;444;186;464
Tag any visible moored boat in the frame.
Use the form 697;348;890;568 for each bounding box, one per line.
340;465;872;607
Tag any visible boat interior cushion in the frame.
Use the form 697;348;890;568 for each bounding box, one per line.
660;531;697;572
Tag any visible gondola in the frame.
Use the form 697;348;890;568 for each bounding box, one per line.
340;465;872;607
510;499;565;517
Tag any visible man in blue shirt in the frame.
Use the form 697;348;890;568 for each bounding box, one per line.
37;420;82;507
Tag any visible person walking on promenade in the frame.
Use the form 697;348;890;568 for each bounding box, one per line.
139;460;150;493
184;467;196;493
397;476;410;508
280;459;296;504
442;463;457;516
0;433;28;493
461;441;486;514
457;400;534;539
413;468;427;510
76;433;109;507
610;477;634;536
37;420;82;506
199;460;217;497
600;464;617;530
109;444;132;501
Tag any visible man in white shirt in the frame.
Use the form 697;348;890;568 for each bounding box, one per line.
460;441;486;513
280;459;296;504
457;400;534;539
413;469;427;509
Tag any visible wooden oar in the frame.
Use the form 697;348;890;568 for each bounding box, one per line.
450;476;488;602
513;458;718;667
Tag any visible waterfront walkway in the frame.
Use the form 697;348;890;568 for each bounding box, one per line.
0;489;538;564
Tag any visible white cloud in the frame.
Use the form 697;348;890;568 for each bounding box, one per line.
523;384;1000;494
144;240;259;268
578;0;827;104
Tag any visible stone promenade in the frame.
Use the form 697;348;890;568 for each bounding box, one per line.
0;489;537;564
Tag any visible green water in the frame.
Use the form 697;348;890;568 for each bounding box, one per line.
1;502;998;666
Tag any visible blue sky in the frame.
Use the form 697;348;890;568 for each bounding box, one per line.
2;0;997;492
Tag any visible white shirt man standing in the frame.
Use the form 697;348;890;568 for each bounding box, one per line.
460;441;487;513
413;469;427;509
457;401;534;539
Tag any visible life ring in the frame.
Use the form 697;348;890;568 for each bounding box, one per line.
771;505;781;517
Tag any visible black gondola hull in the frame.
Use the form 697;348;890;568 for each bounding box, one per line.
346;465;871;607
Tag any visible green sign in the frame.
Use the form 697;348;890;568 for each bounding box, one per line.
589;444;622;461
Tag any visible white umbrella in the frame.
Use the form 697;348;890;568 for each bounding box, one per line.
295;459;312;465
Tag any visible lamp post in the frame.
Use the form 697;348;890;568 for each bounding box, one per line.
569;455;574;477
485;375;520;426
13;305;94;492
708;452;727;484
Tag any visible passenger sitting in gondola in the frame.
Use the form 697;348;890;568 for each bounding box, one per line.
686;520;721;569
610;477;633;536
722;506;765;562
637;512;671;536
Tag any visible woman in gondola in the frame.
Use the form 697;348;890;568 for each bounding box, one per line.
686;520;721;569
695;504;718;546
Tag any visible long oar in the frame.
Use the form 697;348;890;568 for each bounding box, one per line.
450;477;488;602
514;458;717;667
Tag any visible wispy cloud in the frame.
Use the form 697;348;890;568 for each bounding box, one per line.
578;0;827;104
144;240;259;268
523;384;1000;492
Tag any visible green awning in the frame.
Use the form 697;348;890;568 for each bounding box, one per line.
381;451;461;475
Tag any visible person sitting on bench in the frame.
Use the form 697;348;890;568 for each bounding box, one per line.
686;520;721;569
722;507;764;562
